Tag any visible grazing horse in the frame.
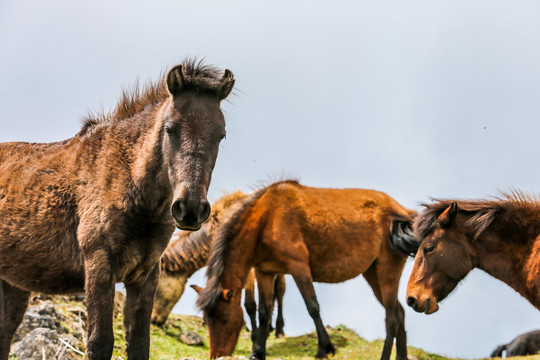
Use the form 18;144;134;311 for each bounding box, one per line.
491;330;540;357
194;180;419;360
406;193;540;315
151;191;286;338
0;59;234;360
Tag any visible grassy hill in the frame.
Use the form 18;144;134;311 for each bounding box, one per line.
11;294;540;360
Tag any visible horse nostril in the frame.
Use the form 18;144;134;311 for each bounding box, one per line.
171;200;187;222
407;296;417;309
198;200;211;223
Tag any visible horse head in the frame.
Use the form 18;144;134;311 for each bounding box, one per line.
159;61;234;230
406;202;476;314
192;284;244;358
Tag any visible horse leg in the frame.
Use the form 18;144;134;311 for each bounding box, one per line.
363;261;407;360
274;274;285;338
84;255;116;360
249;271;274;360
0;281;30;360
244;268;258;342
124;264;160;360
290;263;334;359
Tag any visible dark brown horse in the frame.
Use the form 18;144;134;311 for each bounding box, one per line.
194;180;418;360
491;330;540;357
0;59;234;360
406;193;540;315
152;191;286;338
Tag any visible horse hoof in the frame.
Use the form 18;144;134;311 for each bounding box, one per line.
316;342;336;358
249;352;265;360
275;332;285;339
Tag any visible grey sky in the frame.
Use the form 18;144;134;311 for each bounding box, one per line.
1;1;540;358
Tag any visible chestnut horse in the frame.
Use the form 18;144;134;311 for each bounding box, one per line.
195;180;418;360
0;59;234;360
406;193;540;315
152;191;286;338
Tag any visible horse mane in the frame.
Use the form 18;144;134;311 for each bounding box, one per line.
160;190;248;275
79;58;225;135
415;191;540;241
197;179;300;312
161;230;212;275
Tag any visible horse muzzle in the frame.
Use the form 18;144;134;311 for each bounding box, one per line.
406;294;439;314
171;197;211;230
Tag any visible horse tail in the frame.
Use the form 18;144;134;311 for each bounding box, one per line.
161;229;213;276
389;213;420;257
490;344;506;358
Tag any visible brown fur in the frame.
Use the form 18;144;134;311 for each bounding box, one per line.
151;191;248;326
152;190;287;335
407;193;540;316
0;59;234;360
197;181;418;360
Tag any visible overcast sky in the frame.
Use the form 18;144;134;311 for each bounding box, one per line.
2;1;540;358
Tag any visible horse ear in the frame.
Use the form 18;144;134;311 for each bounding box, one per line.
438;202;458;228
166;65;185;96
218;69;235;100
221;289;234;302
190;284;203;294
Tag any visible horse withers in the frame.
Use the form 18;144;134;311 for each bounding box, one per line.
194;180;419;360
0;59;234;360
407;194;540;315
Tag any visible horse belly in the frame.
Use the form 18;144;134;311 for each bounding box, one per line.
0;206;85;293
309;242;378;283
310;258;372;283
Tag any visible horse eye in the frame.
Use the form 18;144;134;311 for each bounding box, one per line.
424;245;435;254
164;125;174;137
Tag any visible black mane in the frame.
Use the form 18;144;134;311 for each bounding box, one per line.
415;191;540;241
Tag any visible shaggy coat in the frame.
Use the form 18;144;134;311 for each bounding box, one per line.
0;59;234;360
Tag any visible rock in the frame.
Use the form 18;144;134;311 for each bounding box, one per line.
180;331;205;346
13;301;65;342
13;328;82;360
13;328;58;360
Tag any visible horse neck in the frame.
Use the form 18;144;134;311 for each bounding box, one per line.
218;222;258;293
127;101;172;211
79;100;171;213
473;215;540;306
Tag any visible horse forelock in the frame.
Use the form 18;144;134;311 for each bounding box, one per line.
79;58;227;135
415;193;540;242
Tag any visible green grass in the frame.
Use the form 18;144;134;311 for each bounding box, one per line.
12;294;540;360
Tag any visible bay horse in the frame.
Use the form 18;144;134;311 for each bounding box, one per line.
406;193;540;315
151;191;286;338
0;59;234;360
491;329;540;357
194;180;419;360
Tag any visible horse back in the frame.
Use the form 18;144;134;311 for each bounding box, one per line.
251;182;413;282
